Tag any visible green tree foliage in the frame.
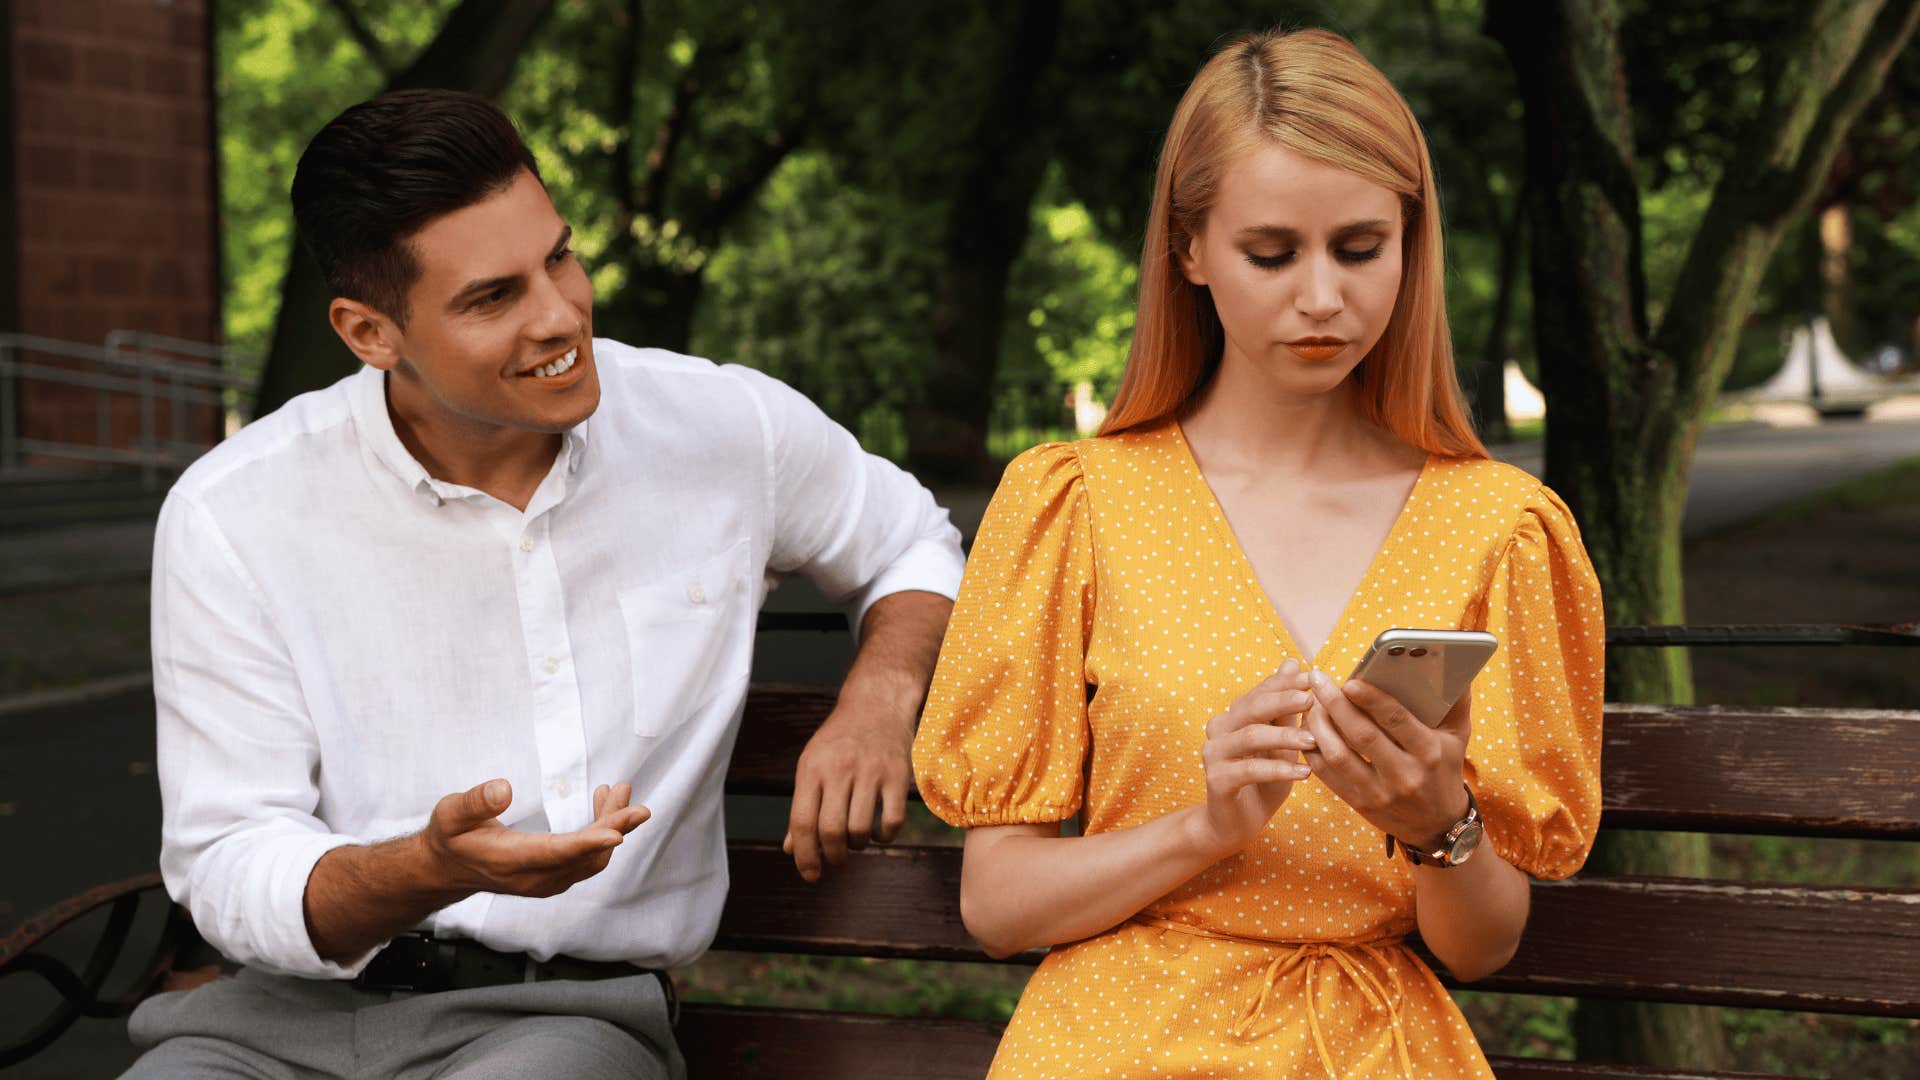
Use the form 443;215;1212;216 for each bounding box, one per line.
692;150;944;460
215;0;454;366
217;1;1917;473
505;0;837;352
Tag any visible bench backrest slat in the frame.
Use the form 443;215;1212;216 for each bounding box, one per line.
733;688;1920;839
716;841;1920;1017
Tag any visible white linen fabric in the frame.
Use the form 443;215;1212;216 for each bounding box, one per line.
151;340;964;978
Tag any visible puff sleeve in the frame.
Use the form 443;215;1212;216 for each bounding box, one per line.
912;443;1094;827
1466;484;1606;880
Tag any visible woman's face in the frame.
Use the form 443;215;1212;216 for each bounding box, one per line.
1180;142;1405;395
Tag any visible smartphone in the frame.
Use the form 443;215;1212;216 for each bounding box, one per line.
1346;628;1499;727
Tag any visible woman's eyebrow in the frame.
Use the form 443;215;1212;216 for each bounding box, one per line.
1233;219;1392;242
1332;218;1392;238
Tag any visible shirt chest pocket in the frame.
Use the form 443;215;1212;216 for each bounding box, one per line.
617;538;754;738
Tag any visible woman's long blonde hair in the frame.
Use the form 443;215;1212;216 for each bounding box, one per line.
1099;27;1486;459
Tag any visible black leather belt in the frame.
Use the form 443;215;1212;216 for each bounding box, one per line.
353;932;677;1021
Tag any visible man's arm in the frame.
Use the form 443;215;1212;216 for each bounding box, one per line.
784;590;953;882
726;365;966;880
155;493;393;977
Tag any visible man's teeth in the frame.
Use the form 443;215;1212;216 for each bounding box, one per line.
533;348;578;378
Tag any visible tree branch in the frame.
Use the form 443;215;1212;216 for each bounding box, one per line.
692;120;805;237
1656;0;1920;416
389;0;554;98
608;0;642;219
637;31;747;219
325;0;396;79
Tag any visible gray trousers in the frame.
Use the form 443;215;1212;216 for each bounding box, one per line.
121;966;685;1079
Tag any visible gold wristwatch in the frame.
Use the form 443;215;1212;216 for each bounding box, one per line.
1386;785;1483;868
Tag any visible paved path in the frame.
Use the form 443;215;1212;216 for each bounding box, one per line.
1494;411;1920;539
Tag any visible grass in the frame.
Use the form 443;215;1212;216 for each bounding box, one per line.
1751;453;1920;525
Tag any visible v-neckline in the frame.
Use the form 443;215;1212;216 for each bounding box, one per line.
1168;419;1436;674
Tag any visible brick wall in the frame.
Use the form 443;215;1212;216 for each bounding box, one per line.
6;0;220;462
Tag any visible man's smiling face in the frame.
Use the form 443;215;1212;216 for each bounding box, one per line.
384;168;599;435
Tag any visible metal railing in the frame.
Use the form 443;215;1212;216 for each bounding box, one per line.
0;332;259;489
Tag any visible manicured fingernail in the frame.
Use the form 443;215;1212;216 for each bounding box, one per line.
485;779;508;804
1309;668;1330;689
1301;730;1317;748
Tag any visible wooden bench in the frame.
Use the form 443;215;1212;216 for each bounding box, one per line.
6;632;1919;1078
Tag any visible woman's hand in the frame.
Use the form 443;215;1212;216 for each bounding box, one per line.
1189;659;1319;859
1302;669;1472;851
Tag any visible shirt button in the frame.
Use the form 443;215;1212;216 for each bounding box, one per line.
520;537;534;553
687;584;706;605
542;656;559;675
554;780;572;798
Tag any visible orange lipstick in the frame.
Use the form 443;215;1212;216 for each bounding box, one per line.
1285;337;1348;361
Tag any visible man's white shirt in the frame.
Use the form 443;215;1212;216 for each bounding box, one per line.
151;340;964;978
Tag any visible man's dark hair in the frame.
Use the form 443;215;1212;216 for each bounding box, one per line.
290;89;542;327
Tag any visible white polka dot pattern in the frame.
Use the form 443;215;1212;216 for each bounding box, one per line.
911;420;1607;1078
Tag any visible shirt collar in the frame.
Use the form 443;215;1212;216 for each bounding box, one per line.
348;364;592;506
350;364;439;502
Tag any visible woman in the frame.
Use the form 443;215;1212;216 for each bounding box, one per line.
911;27;1604;1080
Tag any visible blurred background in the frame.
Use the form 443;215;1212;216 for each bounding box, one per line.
1;0;1916;1076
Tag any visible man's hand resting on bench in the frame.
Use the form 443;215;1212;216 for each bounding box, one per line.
783;590;952;883
303;779;650;964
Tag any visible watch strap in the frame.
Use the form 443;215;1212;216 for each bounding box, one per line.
1385;784;1478;866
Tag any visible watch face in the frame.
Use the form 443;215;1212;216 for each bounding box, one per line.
1448;821;1485;865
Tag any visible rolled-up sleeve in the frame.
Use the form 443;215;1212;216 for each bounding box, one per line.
727;364;965;636
151;494;374;978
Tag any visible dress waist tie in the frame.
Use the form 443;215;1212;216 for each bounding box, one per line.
1132;917;1415;1080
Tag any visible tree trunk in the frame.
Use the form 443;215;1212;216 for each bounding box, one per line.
1488;0;1918;1066
904;0;1065;483
253;0;554;416
601;264;705;354
1472;187;1523;443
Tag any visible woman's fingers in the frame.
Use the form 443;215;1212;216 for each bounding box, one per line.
1221;758;1311;789
1308;667;1398;764
1301;698;1381;810
1340;679;1428;751
1216;719;1318;759
1437;684;1473;743
1216;666;1313;734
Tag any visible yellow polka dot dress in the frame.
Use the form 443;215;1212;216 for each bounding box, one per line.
912;420;1606;1079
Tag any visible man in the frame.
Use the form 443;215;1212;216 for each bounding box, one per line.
124;89;963;1078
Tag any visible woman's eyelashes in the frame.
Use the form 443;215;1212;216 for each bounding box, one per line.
1243;245;1384;270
